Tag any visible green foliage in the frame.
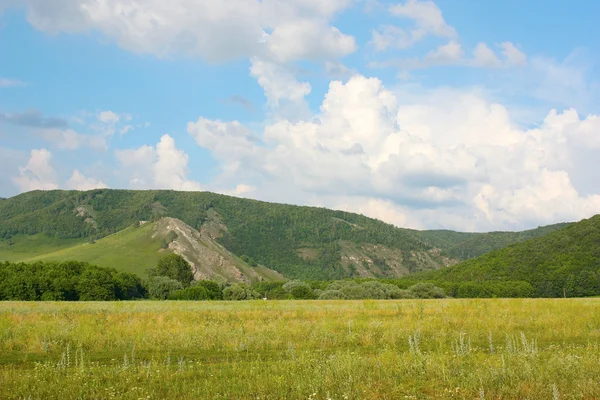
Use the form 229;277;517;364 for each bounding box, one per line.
318;289;346;300
0;261;145;301
222;284;260;300
418;223;570;259
149;254;194;287
190;280;224;300
408;215;600;297
240;255;258;267
145;276;183;300
161;230;178;249
169;286;210;300
407;283;446;299
0;190;439;280
273;279;444;300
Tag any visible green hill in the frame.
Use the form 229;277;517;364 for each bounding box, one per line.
418;223;571;259
0;189;570;281
409;214;600;297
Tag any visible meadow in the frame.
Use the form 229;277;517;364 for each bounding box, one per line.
1;299;599;399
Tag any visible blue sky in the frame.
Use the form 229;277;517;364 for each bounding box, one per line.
1;0;599;231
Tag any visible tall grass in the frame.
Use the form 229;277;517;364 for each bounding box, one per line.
1;299;599;399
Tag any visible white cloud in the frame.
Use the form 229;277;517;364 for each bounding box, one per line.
472;42;501;67
16;0;355;63
425;40;463;63
0;78;26;87
115;134;202;191
371;25;415;52
66;170;108;190
370;0;456;53
186;74;600;231
43;128;108;150
119;125;134;135
12;148;59;192
324;61;354;79
266;19;356;63
98;110;120;124
250;58;312;106
389;0;456;39
501;42;527;66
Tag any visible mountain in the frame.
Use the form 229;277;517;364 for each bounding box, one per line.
418;223;571;259
0;189;569;281
408;214;600;297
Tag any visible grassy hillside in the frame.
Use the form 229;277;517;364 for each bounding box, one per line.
23;222;164;276
0;189;570;281
0;234;84;262
410;214;600;297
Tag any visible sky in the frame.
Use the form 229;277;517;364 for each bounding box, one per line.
1;0;599;232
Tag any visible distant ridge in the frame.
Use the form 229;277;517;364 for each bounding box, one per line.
0;189;569;281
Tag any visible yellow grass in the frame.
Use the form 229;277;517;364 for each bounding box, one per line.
0;299;599;399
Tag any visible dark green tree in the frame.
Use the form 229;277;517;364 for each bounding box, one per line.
149;254;194;287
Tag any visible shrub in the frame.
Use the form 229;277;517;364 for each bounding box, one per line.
290;285;317;299
146;276;184;300
190;280;223;300
169;286;210;300
318;290;346;300
409;283;446;299
223;284;260;300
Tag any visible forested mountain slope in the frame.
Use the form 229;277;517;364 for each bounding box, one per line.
409;214;600;297
418;223;570;259
0;189;569;281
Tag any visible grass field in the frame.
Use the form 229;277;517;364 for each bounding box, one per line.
1;299;599;399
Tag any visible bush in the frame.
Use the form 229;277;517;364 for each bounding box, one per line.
190;280;223;300
290;285;317;299
169;286;210;300
318;289;346;300
146;276;183;300
223;284;260;300
409;283;446;299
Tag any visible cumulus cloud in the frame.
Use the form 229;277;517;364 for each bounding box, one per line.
12;148;59;192
184;74;600;231
250;58;312;107
13;0;355;63
115;134;202;191
65;170;108;190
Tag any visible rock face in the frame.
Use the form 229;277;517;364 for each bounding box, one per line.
338;241;458;278
152;217;284;284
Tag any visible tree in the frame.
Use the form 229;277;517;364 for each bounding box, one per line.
290;285;317;299
409;283;446;299
146;276;183;300
191;280;224;300
76;267;117;301
169;286;210;300
149;254;194;287
223;284;260;300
